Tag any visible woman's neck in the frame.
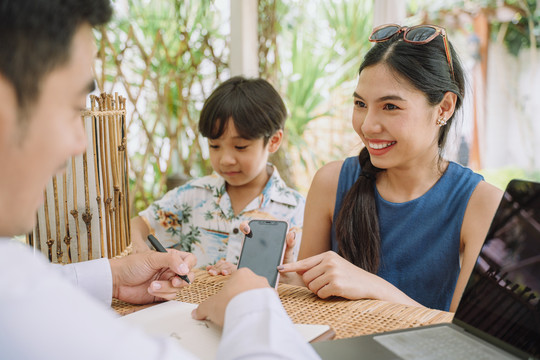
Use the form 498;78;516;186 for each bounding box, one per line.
376;157;448;203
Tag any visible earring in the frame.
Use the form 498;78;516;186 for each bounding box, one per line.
436;116;447;126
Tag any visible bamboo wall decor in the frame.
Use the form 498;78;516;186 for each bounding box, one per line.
27;93;131;263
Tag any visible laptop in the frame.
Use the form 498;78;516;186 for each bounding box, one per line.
312;179;540;360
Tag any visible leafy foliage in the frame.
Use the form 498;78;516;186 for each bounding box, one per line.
96;0;226;212
409;0;540;56
98;0;374;209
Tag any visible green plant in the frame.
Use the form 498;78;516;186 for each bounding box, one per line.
96;0;226;212
490;0;539;56
263;0;373;187
98;0;376;207
409;0;540;56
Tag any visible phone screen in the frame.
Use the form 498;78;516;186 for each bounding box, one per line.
237;220;288;288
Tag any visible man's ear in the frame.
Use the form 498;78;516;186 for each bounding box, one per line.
267;129;283;154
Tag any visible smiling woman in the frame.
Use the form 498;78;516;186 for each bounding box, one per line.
278;23;504;313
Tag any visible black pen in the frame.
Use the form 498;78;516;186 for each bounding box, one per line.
147;234;191;284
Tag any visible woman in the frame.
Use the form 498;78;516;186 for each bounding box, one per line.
277;24;503;312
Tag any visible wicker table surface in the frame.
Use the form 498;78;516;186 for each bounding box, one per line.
112;269;454;340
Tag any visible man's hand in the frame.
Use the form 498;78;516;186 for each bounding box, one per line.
109;249;197;304
191;268;270;327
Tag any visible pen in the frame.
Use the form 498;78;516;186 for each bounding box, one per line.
147;234;191;284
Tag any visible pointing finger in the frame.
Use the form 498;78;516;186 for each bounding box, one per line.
277;253;323;273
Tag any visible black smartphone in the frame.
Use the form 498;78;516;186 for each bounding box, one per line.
237;219;288;288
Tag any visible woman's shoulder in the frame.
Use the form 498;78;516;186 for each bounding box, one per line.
440;161;484;194
312;160;345;187
469;180;504;210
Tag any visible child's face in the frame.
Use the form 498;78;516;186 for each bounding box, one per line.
352;63;442;171
208;119;282;188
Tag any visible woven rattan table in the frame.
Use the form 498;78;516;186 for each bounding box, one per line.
112;269;454;340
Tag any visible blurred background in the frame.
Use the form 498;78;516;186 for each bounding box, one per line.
93;0;540;214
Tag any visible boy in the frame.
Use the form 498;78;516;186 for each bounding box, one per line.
131;77;305;271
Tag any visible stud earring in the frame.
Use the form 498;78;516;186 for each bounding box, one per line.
436;116;447;126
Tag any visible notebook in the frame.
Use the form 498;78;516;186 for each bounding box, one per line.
119;299;334;360
312;179;540;360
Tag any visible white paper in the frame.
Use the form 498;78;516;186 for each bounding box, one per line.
119;300;331;360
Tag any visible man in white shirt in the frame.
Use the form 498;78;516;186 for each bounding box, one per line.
0;1;319;359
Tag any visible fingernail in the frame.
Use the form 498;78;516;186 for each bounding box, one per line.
178;263;189;274
222;270;229;275
152;282;162;290
291;232;296;239
277;265;284;271
191;309;197;318
209;269;217;275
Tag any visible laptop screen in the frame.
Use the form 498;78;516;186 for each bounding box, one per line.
454;179;540;356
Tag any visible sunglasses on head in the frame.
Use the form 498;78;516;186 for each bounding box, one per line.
369;24;455;81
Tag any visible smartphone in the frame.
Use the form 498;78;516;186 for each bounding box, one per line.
237;219;288;288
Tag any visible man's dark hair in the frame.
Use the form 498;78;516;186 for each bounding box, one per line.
198;76;287;145
0;0;112;118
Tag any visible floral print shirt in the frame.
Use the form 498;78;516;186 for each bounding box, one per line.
139;165;305;268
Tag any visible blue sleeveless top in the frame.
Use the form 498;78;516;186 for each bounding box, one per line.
331;157;483;311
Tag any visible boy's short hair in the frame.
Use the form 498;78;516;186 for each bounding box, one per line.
0;0;112;121
198;76;287;144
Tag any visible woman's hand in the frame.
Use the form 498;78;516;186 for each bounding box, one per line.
278;250;377;299
279;251;422;307
206;259;237;276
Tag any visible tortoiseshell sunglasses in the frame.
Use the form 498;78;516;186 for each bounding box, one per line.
369;24;455;81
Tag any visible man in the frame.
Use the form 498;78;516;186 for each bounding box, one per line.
0;1;319;359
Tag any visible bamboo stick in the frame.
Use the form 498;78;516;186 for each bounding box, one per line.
82;144;93;259
35;213;41;251
91;96;106;258
121;98;131;244
114;93;126;252
70;157;82;262
98;95;113;256
104;94;117;256
117;96;128;252
109;95;122;254
63;172;72;263
52;175;63;263
43;189;54;262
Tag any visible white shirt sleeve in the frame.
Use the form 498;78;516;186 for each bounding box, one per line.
0;239;320;359
220;288;321;359
0;239;198;360
53;257;113;305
